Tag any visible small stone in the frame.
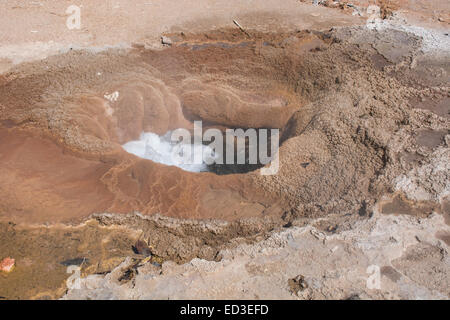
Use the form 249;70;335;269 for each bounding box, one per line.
301;162;310;168
60;257;89;267
327;225;337;233
133;240;152;257
0;257;15;273
310;229;326;241
161;36;172;46
288;275;309;295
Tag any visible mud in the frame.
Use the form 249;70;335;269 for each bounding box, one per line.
0;212;282;299
0;15;449;299
0;219;138;299
410;96;450;118
381;193;438;218
3;27;446;224
415;129;448;149
436;231;450;246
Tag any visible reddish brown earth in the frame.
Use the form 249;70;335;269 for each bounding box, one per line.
0;25;448;226
0;0;448;300
0;31;305;224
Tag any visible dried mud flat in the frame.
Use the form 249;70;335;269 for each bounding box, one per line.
0;1;449;299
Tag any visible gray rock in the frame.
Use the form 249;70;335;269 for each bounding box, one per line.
161;36;172;46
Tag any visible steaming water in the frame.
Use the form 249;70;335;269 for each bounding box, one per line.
122;131;216;172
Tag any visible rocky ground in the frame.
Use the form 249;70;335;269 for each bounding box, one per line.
64;211;449;300
0;1;449;299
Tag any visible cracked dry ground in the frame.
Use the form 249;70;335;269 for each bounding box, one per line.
0;25;449;299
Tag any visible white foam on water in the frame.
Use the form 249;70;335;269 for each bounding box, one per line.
122;131;217;173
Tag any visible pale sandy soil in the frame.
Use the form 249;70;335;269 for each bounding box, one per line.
0;0;363;72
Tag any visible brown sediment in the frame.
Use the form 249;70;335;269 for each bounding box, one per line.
0;212;282;299
0;27;447;224
409;96;450;118
415;129;448;149
380;265;402;282
436;230;450;246
0;219;139;299
380;193;439;218
442;199;450;226
0;25;449;299
0;124;278;223
0;30;309;224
